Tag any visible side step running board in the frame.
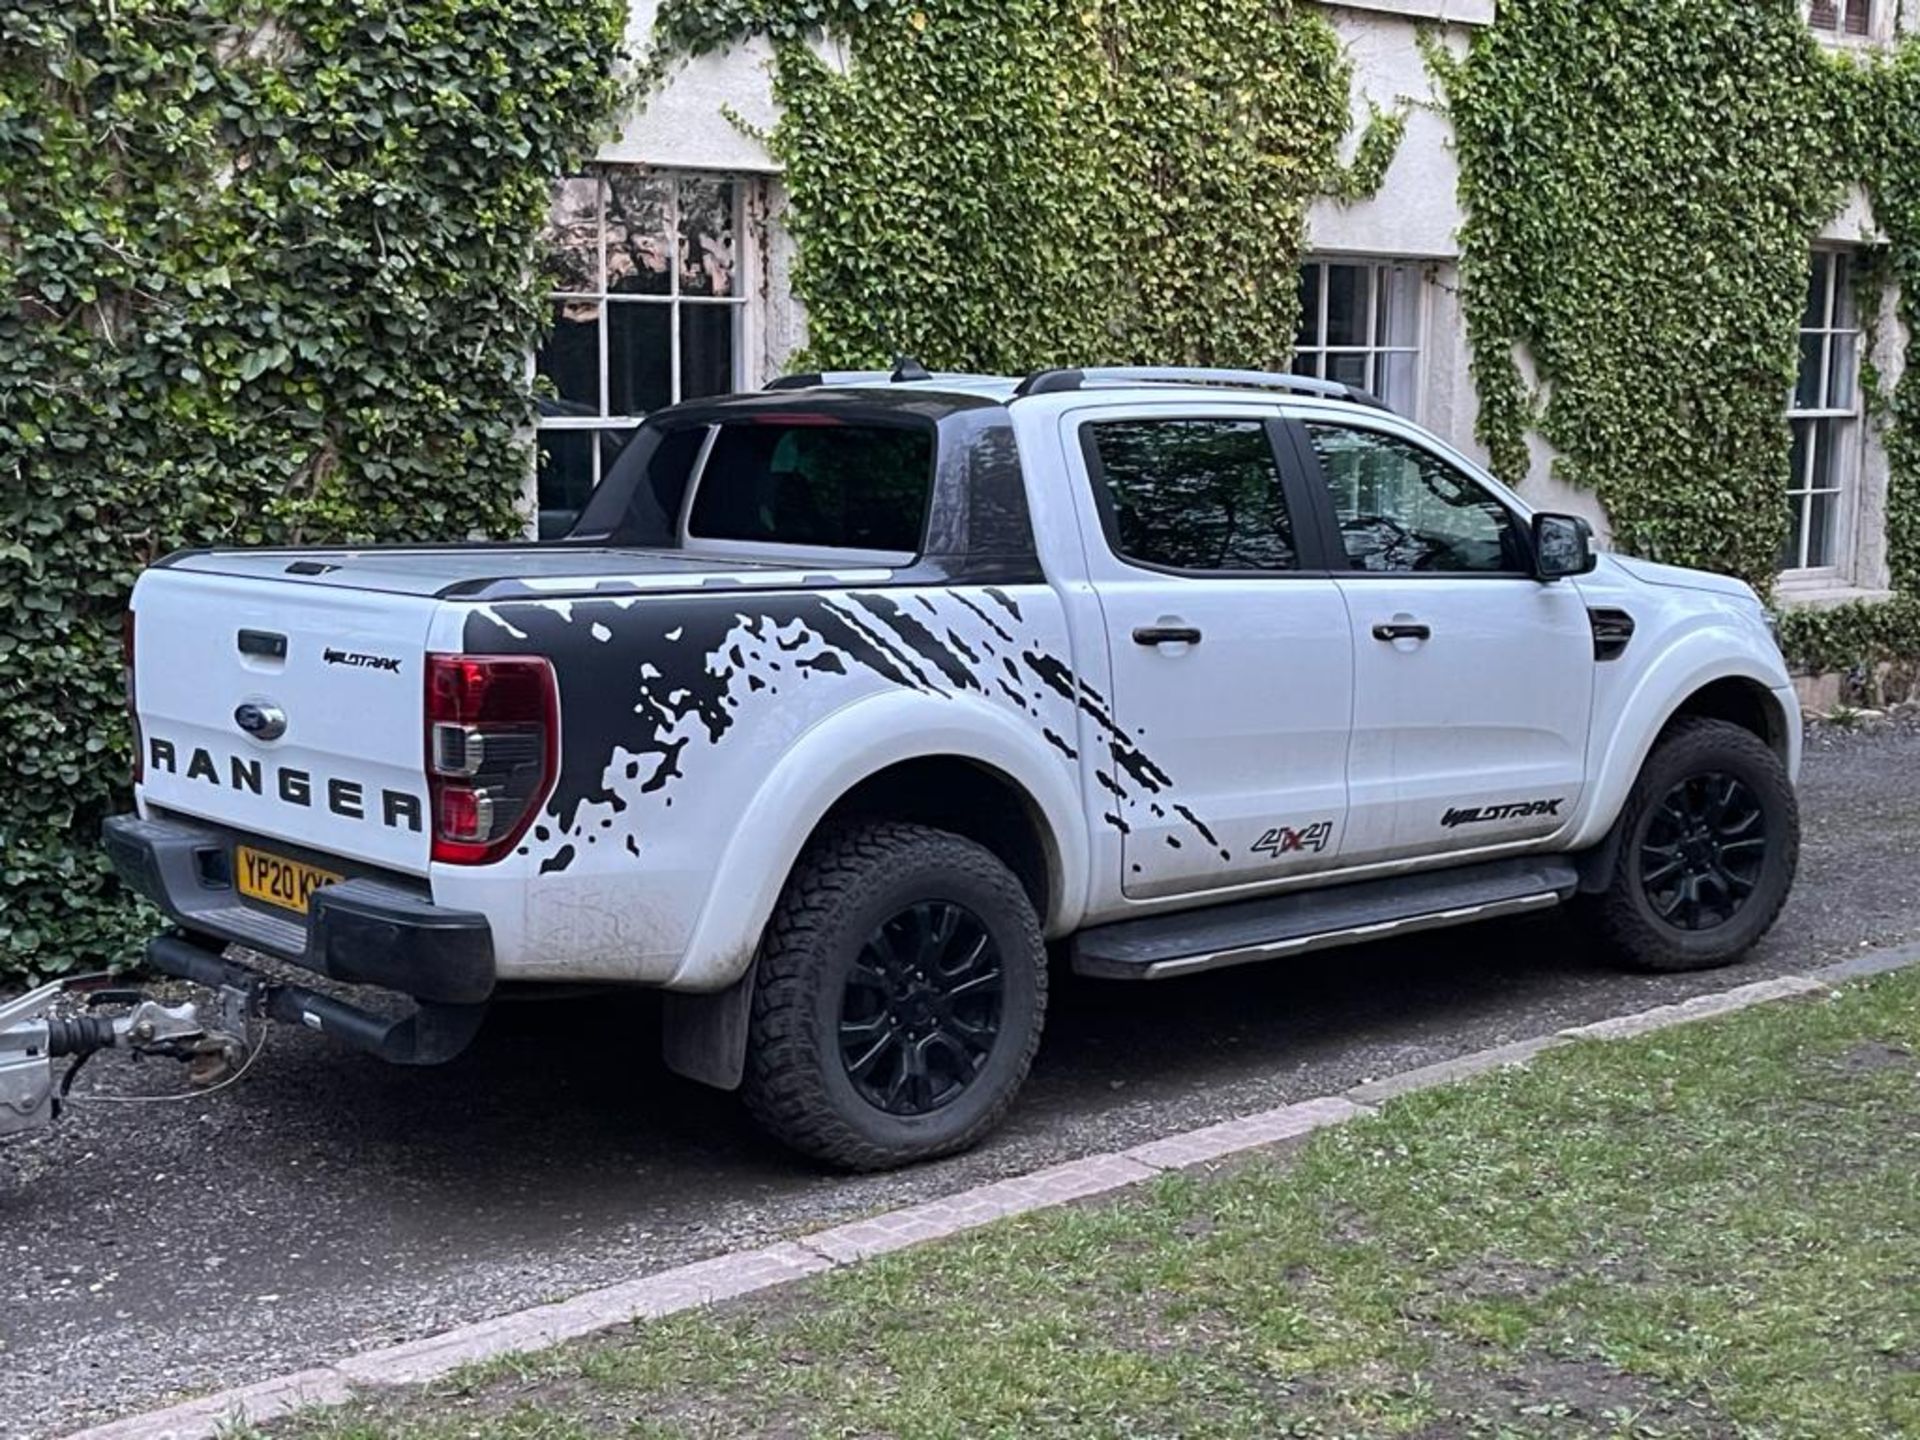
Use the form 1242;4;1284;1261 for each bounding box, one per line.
1072;857;1581;981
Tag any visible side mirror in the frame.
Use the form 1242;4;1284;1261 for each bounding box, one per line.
1532;512;1596;581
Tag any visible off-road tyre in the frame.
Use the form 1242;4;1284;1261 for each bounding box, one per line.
1590;717;1799;973
742;823;1047;1171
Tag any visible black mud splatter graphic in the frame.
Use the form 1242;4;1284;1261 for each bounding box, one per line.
1022;650;1171;795
1174;804;1230;861
848;593;982;692
1018;647;1227;858
467;587;1223;873
953;592;1017;646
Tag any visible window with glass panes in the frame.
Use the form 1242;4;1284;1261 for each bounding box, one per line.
1784;250;1861;574
1292;260;1422;416
1808;0;1873;36
535;171;748;527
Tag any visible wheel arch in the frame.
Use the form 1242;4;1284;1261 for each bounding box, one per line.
1663;675;1794;763
1572;643;1801;860
813;755;1059;924
668;688;1089;994
657;690;1087;1091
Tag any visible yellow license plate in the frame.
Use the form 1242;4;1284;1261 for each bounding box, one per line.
235;846;344;916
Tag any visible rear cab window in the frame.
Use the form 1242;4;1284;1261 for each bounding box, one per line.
1082;417;1299;574
686;422;933;555
569;412;937;562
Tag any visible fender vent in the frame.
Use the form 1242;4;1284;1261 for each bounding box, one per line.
1589;607;1636;661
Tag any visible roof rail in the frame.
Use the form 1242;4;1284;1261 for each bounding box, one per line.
765;370;889;391
767;355;936;391
1012;366;1390;410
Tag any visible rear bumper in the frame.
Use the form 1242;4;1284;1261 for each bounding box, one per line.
103;813;495;1007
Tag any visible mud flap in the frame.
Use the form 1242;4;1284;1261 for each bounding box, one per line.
660;960;756;1092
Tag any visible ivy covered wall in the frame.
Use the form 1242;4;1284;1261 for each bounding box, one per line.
649;0;1401;373
1435;0;1920;675
0;0;626;980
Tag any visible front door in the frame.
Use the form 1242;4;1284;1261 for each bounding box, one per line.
1065;406;1355;900
1293;416;1595;865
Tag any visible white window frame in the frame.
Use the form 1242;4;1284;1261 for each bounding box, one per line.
1806;0;1890;43
1782;247;1865;579
536;169;760;501
1293;257;1428;420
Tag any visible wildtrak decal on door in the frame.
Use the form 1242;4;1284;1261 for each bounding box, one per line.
1441;798;1566;829
464;587;1228;875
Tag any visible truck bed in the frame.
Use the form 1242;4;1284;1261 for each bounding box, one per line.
159;545;892;601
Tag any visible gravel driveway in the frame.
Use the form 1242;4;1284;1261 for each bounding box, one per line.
4;715;1917;1439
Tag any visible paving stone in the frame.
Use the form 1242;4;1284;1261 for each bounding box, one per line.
1810;941;1920;984
60;1368;351;1440
1123;1095;1365;1171
1345;1035;1566;1105
1558;974;1829;1043
801;1154;1159;1263
336;1241;832;1387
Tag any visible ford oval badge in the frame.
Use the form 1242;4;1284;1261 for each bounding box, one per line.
234;702;287;742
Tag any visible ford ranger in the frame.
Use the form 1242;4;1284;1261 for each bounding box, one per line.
101;365;1802;1169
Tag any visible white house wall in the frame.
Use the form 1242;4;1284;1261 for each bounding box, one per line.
605;0;785;175
1304;8;1475;262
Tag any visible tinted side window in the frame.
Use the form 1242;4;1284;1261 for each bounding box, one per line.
1304;423;1527;574
1087;420;1296;573
688;422;934;552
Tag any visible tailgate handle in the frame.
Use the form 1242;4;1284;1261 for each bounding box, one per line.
237;629;288;660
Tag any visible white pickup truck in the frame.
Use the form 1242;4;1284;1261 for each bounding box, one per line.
105;366;1802;1169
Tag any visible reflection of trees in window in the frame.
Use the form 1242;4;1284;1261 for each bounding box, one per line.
1091;421;1295;572
535;170;749;519
690;424;933;552
1305;424;1520;574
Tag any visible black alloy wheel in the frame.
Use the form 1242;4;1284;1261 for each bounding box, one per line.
744;823;1047;1170
838;900;1004;1116
1638;771;1767;933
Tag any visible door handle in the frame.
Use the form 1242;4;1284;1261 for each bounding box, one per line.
1133;625;1203;647
1371;622;1432;643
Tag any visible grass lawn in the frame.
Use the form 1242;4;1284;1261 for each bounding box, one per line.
279;969;1920;1440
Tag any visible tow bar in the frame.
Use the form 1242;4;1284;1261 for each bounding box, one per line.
0;973;252;1138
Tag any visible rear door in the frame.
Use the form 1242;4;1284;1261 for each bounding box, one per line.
133;569;437;873
1286;413;1594;865
1063;404;1354;900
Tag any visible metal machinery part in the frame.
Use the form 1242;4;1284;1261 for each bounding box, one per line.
0;976;244;1138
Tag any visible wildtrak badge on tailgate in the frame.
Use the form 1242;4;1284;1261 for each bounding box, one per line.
324;648;402;673
146;737;423;831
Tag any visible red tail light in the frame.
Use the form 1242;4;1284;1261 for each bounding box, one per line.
124;610;142;785
425;654;559;865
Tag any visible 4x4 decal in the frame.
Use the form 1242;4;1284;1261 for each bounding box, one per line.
1441;798;1565;829
1253;820;1334;857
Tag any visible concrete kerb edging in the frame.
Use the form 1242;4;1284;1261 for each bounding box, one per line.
64;940;1920;1440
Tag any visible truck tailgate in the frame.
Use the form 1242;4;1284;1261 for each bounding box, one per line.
132;569;437;874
